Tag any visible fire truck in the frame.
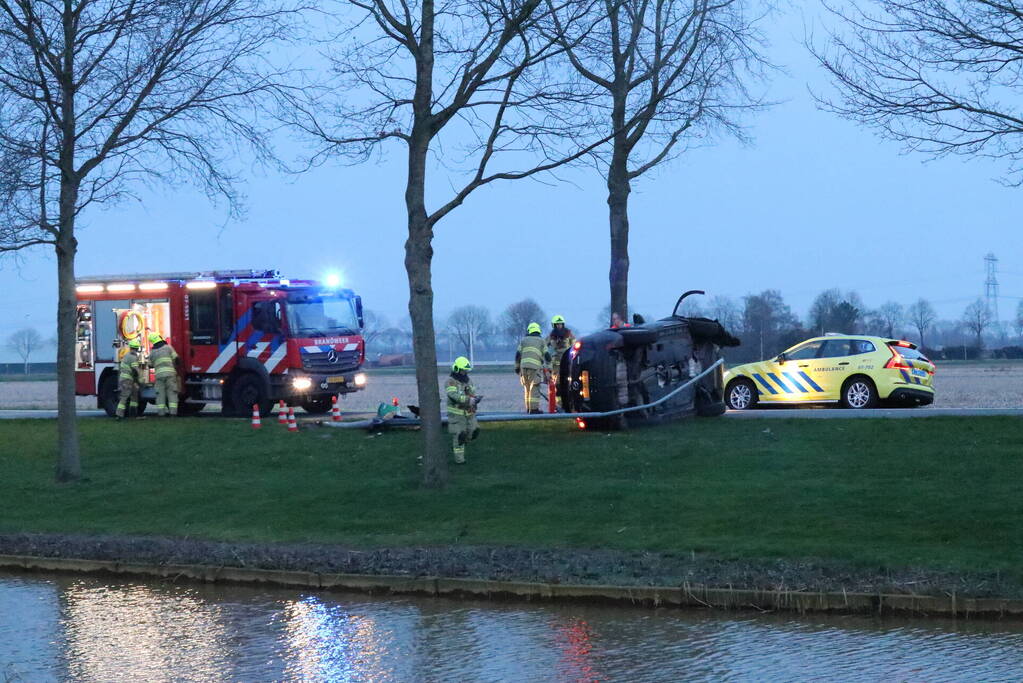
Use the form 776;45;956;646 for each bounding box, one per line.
73;269;368;416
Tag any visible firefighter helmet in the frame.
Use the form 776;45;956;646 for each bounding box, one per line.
527;322;542;335
127;338;142;349
148;332;163;344
452;356;473;372
551;315;565;325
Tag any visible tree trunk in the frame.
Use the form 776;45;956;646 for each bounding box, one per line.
54;226;81;482
405;131;447;488
55;1;81;483
607;140;630;323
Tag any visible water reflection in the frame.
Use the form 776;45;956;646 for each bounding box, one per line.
60;581;232;681
282;596;412;681
2;571;1023;682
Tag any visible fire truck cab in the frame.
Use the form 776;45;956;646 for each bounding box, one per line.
74;269;368;416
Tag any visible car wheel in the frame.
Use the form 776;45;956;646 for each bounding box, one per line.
726;378;758;410
841;377;878;409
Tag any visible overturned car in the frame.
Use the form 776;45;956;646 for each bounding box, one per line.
559;291;740;430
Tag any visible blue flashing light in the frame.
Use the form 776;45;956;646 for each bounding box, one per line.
324;272;342;288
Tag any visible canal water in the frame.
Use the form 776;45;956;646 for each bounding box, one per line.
2;571;1023;682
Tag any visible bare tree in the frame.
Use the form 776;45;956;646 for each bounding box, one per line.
741;289;799;360
297;0;606;487
813;1;1023;183
1016;299;1023;341
907;298;937;348
0;0;300;481
550;0;770;318
5;327;44;374
808;288;863;334
500;299;546;345
808;288;841;335
362;310;389;348
446;305;492;358
709;294;741;332
875;300;903;338
962;298;993;349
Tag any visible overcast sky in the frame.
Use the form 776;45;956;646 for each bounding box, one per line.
2;4;1021;362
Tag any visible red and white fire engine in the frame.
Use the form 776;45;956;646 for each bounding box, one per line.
73;269;367;416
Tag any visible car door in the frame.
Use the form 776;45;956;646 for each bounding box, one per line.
812;339;856;400
757;340;826;403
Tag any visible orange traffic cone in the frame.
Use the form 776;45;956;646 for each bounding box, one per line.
277;400;288;425
392;396;401;416
251;404;262;429
287;407;298;432
331;395;341;422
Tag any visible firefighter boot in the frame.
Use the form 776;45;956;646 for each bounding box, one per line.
453;432;467;464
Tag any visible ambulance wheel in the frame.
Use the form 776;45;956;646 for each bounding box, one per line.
726;378;758;410
841;376;878;409
99;374;119;417
228;373;271;417
301;397;333;414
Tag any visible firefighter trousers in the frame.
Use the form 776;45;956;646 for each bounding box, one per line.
520;368;542;413
116;378;140;417
154;375;179;416
448;411;478;464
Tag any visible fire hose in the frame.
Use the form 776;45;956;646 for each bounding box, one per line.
327;359;724;429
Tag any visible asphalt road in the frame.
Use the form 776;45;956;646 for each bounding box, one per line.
3;407;1023;420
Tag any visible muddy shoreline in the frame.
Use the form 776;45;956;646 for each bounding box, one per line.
1;532;1019;603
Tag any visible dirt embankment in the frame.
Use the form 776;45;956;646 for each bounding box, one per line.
1;533;1019;601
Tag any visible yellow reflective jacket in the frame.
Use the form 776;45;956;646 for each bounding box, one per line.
118;350;141;382
445;372;477;416
547;328;576;367
149;342;178;379
516;334;550;372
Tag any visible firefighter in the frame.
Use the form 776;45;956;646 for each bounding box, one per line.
115;338;144;419
148;332;179;416
445;356;480;464
546;314;575;407
515;322;550;414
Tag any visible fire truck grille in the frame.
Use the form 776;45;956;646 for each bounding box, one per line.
302;350;360;373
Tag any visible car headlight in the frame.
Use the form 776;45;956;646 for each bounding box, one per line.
354;372;367;387
292;376;313;391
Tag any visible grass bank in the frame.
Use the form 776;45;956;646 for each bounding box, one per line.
2;416;1021;583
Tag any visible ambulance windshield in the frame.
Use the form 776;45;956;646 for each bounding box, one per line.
285;295;359;337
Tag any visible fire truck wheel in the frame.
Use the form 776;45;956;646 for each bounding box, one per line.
301;397;333;415
178;402;205;416
99;374;118;417
228;373;272;417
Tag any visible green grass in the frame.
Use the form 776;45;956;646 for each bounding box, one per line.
2;416;1021;576
0;374;56;382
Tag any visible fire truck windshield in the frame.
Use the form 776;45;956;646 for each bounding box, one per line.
285;295;359;337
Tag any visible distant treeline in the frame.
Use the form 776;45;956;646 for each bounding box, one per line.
363;290;1023;364
0;362;56;375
